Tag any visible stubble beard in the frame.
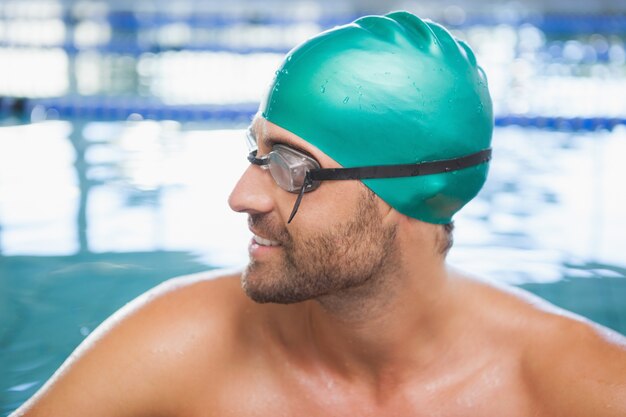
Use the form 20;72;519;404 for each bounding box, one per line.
242;191;398;305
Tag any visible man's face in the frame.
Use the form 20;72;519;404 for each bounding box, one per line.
228;117;398;304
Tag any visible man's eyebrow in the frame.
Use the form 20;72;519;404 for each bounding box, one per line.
248;123;316;157
247;125;274;148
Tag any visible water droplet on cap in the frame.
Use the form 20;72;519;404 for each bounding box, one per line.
320;80;329;93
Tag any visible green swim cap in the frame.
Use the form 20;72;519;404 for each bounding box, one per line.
260;11;493;224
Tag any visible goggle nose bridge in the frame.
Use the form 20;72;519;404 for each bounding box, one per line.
247;150;270;167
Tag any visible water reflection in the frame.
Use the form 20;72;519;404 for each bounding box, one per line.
0;122;78;255
451;126;626;283
0;120;249;261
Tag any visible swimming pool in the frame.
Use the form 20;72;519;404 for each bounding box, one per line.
2;2;626;412
1;118;625;414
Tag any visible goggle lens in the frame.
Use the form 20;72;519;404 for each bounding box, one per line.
269;146;319;192
268;153;297;191
247;144;321;193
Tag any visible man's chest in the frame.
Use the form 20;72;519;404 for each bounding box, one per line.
181;364;537;417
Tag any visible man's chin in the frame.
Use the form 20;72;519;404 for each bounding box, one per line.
241;267;314;305
242;284;307;305
240;265;279;303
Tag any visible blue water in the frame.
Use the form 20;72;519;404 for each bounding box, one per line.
1;119;625;414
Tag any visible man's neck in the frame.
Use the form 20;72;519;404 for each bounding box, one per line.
292;257;458;388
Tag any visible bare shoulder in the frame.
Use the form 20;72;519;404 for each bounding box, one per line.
12;270;250;417
458;274;626;416
522;304;626;416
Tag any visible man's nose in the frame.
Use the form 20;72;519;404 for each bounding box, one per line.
228;164;275;215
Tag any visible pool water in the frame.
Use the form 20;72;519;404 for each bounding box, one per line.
1;120;625;414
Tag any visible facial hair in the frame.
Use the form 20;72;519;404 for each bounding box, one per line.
242;190;398;304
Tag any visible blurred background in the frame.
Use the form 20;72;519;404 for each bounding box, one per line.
1;0;625;413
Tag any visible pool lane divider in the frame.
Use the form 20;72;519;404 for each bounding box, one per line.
494;115;626;131
1;96;625;132
1;14;626;56
3;11;624;34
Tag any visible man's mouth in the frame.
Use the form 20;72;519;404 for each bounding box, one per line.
253;234;281;247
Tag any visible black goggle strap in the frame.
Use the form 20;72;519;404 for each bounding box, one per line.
288;171;313;224
307;149;492;181
251;148;492;224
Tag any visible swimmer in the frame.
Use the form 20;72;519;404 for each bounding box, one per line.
12;11;626;417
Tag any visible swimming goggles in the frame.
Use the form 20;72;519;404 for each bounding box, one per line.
246;131;492;223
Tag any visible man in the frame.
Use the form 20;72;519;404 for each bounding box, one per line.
13;11;626;417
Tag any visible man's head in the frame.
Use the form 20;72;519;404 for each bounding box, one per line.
231;118;456;305
229;11;492;303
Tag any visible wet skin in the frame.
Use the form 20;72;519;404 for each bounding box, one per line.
12;119;626;417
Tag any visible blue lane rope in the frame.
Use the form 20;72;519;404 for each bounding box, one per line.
1;39;619;64
1;96;624;131
0;14;625;57
0;41;292;55
63;12;626;34
494;115;626;131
